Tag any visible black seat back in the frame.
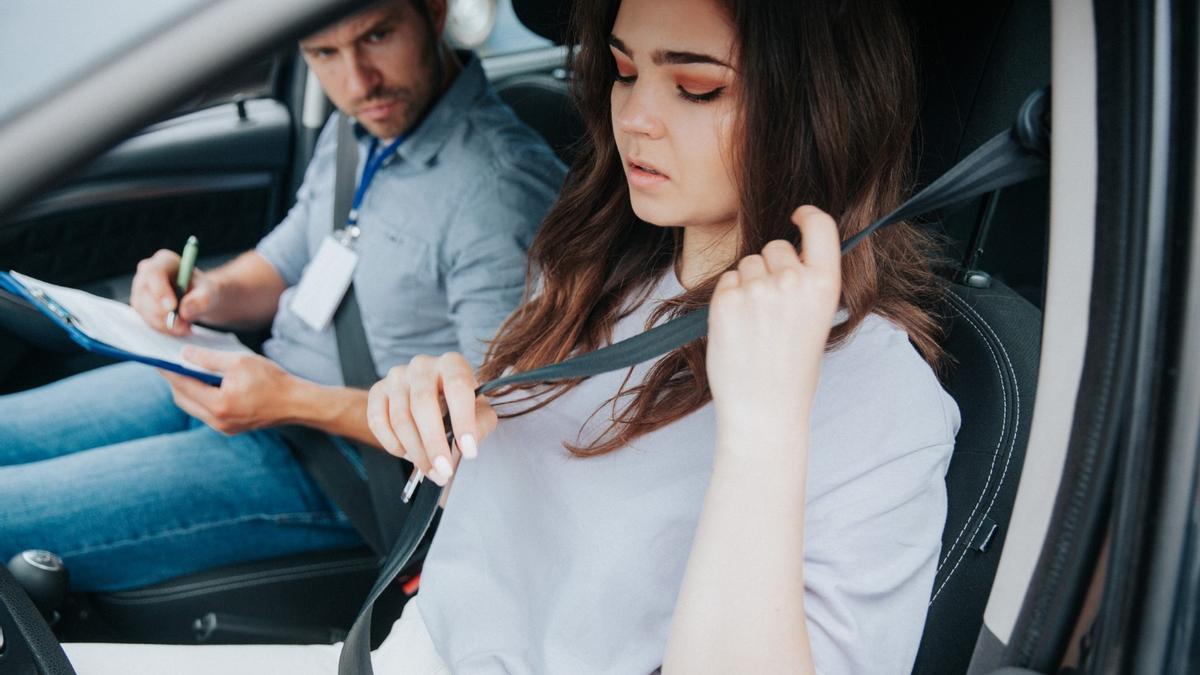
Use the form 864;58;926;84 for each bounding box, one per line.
909;0;1051;305
913;280;1041;673
494;73;583;166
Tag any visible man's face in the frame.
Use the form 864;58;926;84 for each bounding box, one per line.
300;0;445;140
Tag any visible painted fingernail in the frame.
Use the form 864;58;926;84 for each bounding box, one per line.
434;456;454;482
162;297;175;310
460;433;478;459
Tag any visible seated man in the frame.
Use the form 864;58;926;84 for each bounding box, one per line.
0;0;565;591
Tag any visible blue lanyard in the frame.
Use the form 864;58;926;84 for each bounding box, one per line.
347;135;406;227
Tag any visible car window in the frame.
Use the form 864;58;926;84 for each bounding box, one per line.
0;0;210;123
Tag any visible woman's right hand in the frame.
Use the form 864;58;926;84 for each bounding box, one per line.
366;353;498;486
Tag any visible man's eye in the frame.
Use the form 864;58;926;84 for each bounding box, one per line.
366;28;392;43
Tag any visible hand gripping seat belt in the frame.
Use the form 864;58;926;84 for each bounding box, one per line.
278;115;413;555
339;88;1052;673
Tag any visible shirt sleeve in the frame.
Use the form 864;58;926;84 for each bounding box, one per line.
802;440;953;674
801;334;959;675
255;114;342;286
442;153;564;369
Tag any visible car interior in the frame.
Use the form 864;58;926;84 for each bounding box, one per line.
0;0;1053;673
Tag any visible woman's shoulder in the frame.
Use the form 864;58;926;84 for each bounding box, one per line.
812;312;960;465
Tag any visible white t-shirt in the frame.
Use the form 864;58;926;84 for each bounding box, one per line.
418;271;960;674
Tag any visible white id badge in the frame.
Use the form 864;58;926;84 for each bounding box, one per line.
290;235;359;332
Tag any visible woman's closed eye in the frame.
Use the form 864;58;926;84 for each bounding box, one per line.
676;84;725;103
613;71;726;103
674;73;727;103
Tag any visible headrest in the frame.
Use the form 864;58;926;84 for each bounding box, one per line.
512;0;572;44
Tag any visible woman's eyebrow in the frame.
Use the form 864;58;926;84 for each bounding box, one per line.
654;50;731;68
607;35;732;69
608;35;632;56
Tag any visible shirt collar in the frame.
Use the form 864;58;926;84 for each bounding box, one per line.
352;51;486;168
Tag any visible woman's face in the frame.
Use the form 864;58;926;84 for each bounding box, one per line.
609;0;740;235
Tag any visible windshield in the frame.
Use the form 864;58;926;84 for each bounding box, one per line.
0;0;210;123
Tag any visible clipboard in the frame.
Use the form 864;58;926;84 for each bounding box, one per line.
0;271;251;386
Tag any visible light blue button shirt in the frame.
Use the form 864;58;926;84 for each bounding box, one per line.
256;55;565;384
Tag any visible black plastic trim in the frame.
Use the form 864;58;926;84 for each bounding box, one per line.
1100;0;1199;671
98;556;378;606
1001;0;1157;669
10;174;273;223
80;98;291;181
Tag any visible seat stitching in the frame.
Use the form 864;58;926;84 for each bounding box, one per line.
934;296;1023;598
933;295;1008;576
930;293;1022;605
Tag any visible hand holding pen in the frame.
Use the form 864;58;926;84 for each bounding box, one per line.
130;235;208;336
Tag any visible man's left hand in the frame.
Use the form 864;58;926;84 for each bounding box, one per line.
160;346;295;435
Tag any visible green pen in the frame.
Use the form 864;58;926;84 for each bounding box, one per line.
166;235;199;330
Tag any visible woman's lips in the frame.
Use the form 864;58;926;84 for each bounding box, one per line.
627;161;669;188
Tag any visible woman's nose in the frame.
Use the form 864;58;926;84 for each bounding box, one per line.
615;86;666;139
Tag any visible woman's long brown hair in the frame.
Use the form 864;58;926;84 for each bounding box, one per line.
478;0;944;455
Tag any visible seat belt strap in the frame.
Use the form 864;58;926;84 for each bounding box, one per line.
279;424;385;554
333;283;413;547
329;114;414;549
339;88;1051;674
280;115;411;554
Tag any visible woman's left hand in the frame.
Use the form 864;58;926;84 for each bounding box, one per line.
706;206;842;452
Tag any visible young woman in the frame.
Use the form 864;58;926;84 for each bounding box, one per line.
64;0;957;672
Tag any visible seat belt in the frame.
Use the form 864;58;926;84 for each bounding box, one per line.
279;115;414;555
338;89;1052;674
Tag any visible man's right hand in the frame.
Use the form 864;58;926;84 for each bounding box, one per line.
130;249;218;336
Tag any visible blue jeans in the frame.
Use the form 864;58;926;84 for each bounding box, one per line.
0;363;363;591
